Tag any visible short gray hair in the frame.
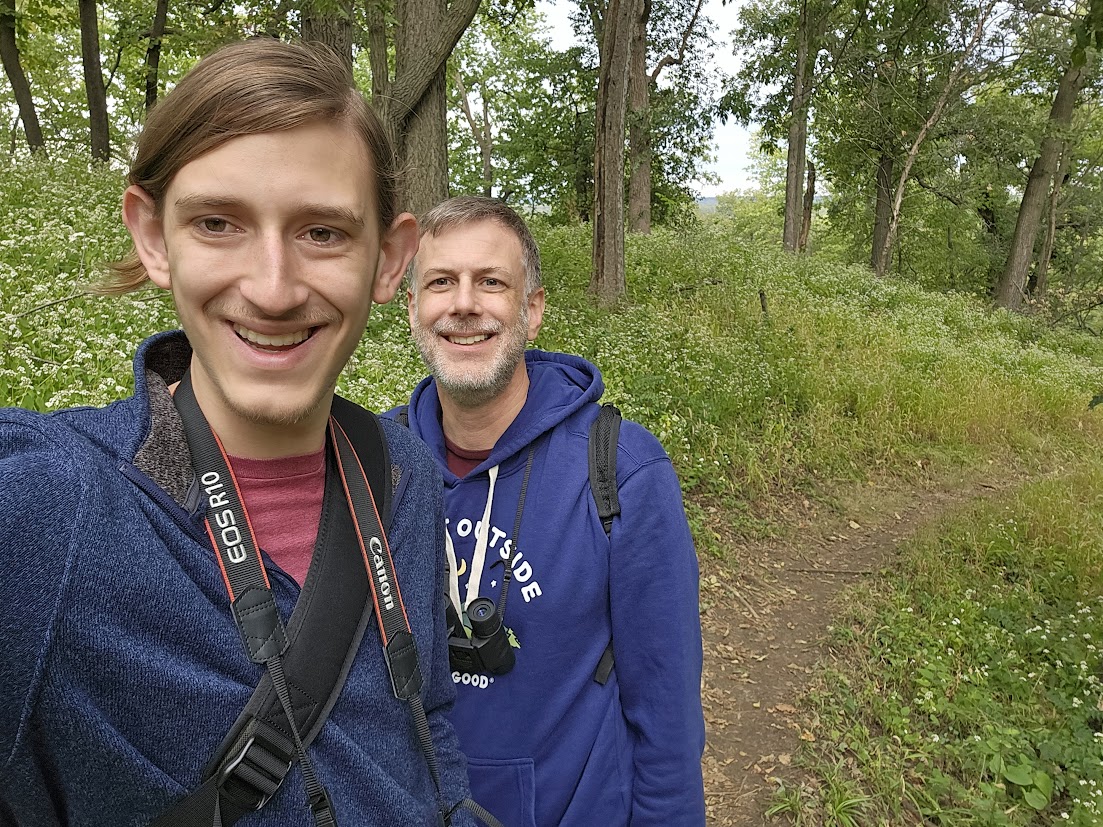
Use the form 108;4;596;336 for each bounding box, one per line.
412;196;542;296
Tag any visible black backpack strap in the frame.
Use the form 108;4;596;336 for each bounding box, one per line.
153;401;392;827
593;641;616;685
395;405;410;429
588;404;621;537
588;404;621;685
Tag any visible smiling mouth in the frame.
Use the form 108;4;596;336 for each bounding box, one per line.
234;324;315;351
445;333;491;345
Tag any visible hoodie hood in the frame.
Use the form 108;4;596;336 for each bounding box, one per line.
405;349;604;477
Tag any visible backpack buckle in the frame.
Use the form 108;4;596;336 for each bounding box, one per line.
215;720;294;811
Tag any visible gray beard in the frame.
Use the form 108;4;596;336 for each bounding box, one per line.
413;306;529;409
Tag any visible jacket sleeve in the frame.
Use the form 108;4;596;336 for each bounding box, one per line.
0;419;82;777
607;426;706;825
419;470;478;827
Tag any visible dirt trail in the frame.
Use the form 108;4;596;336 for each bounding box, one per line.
698;469;1012;825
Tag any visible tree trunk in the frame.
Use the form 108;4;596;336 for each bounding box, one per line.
78;0;110;161
0;0;44;152
994;62;1087;311
573;111;591;222
144;0;170;111
479;106;492;198
372;0;480;211
1031;145;1069;302
783;0;811;252
590;0;638;302
871;153;893;274
302;0;354;70
627;0;651;234
798;161;815;251
405;69;450;214
366;0;388;100
627;0;703;234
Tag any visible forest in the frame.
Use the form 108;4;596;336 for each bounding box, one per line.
1;0;1101;314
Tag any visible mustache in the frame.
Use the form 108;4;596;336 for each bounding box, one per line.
209;302;338;328
430;319;504;337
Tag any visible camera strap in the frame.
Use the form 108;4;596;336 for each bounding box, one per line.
155;372;500;827
444;444;535;627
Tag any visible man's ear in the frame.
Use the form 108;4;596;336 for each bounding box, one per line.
121;185;171;290
373;212;419;304
526;287;546;341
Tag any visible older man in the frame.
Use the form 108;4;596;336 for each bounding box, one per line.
393;196;706;826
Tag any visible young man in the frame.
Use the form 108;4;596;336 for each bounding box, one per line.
394;196;706;826
0;40;478;826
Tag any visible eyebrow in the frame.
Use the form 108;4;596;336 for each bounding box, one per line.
172;195;366;228
421;265;512;278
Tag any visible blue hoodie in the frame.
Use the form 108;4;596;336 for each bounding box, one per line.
390;350;705;827
0;332;474;826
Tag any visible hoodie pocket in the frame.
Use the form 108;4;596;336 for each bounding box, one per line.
466;756;537;827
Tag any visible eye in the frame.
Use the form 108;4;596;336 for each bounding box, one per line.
306;227;341;244
199;217;230;233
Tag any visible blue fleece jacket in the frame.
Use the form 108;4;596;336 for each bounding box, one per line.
0;332;474;826
389;350;706;827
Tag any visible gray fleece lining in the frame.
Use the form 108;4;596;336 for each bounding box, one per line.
135;370;193;506
132;334;193;506
130;333;401;510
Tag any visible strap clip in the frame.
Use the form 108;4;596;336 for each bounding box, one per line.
215;721;294;811
310;787;338;827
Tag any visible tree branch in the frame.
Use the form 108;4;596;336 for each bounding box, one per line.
912;175;963;207
385;0;481;123
454;67;481;141
649;0;705;83
875;0;998;275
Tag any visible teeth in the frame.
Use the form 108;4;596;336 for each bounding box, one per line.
448;334;489;345
234;325;310;347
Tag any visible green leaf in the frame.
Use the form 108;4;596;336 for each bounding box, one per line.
1023;788;1047;811
1002;764;1034;787
1032;770;1053;799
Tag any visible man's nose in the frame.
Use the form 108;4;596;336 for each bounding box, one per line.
450;279;480;316
238;234;310;315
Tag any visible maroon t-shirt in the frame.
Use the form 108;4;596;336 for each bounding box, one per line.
444;436;492;478
228;449;325;587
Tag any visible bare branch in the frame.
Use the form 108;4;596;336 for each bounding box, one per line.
454;68;481;140
16;292;88;318
649;0;705;83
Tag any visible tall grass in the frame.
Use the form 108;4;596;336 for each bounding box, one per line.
3;152;1103;543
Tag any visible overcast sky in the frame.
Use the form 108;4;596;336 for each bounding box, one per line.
534;0;754;196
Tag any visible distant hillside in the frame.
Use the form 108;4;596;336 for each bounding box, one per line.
696;196;719;214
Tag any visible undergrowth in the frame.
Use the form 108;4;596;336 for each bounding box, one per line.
781;460;1103;825
3;152;1103;554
